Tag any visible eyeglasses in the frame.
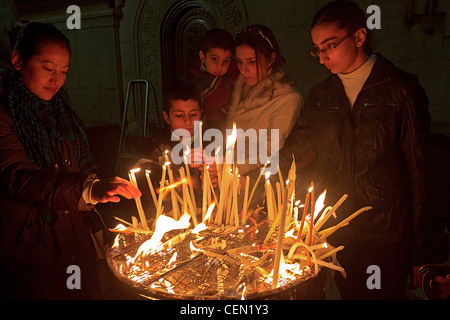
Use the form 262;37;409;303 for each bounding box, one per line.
310;33;351;57
236;26;274;50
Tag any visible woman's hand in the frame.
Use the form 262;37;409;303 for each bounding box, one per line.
91;176;142;203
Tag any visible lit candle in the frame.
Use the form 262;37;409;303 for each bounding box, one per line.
167;162;180;220
145;170;158;209
310;181;315;230
225;123;237;165
183;147;197;213
128;168;148;230
179;167;197;226
202;163;208;220
164;150;170;163
241;175;250;224
247;160;269;210
315;194;348;231
155;163;168;221
160;162;168;189
296;188;311;242
206;166;217;204
214;169;229;225
233;169;239;227
215;147;222;186
276;182;282;219
307;182;315;266
265;172;275;221
293;200;300;230
214;124;237;225
277;165;285;201
199;121;203;151
225;168;236;225
272;182;289;289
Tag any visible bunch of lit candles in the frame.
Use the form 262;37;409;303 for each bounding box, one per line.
111;122;373;292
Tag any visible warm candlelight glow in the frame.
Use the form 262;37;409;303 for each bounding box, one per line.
109;157;372;300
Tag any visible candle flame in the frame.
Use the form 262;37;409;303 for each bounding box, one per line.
226;123;237;149
113;223;127;231
265;171;271;180
130;168;141;174
167;252;178;266
314;190;327;219
133;212;191;259
158;177;188;195
192;203;215;234
112;233;121;248
184;146;190;156
189;240;202;258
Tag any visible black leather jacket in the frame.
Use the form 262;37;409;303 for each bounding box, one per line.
282;54;433;265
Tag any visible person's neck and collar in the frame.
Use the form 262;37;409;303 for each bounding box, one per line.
337;53;377;107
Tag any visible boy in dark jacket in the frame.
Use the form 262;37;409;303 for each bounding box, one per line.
279;0;446;299
132;81;204;218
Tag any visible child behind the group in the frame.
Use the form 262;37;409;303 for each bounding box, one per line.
185;28;238;131
132;81;203;167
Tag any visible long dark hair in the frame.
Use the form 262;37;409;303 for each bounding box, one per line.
235;24;286;73
311;0;373;55
10;22;71;62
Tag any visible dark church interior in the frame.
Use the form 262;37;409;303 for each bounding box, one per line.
0;0;449;302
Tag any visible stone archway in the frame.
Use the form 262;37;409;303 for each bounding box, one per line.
133;0;248;127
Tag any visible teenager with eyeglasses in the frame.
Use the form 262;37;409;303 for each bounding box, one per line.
281;0;442;299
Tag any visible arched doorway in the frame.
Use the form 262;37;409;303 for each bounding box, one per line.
160;1;216;88
134;0;248;128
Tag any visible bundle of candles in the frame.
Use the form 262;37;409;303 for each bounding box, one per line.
107;123;372;299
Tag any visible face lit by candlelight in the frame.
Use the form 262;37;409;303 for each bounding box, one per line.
235;44;275;86
11;41;70;101
163;99;202;136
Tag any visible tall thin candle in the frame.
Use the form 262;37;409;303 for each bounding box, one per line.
145;170;158;209
241;176;250;224
128;168;148;230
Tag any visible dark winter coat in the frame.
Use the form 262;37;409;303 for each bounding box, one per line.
0;77;101;299
282;54;434;265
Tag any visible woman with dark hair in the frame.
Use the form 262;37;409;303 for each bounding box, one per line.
284;0;439;299
0;22;141;299
226;24;302;175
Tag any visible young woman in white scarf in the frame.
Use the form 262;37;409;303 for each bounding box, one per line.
227;24;303;176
